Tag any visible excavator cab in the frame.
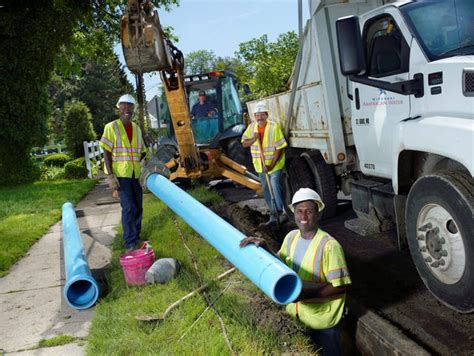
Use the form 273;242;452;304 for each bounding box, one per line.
161;71;247;148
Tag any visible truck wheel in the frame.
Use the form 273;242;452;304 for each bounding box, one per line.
280;166;295;219
301;151;338;219
280;156;316;219
406;171;473;313
226;138;254;173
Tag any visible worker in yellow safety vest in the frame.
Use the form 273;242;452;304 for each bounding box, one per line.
99;94;147;251
241;102;287;225
240;188;351;356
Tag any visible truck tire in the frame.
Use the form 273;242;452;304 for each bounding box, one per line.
406;171;473;313
301;151;338;219
280;165;295;219
280;156;316;219
226;138;254;173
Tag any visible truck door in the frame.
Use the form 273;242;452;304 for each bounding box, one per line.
351;12;411;178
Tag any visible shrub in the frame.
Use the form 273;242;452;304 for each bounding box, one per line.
64;157;88;179
40;166;65;181
64;101;96;158
44;153;71;167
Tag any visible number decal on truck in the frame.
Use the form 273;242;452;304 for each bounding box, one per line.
355;118;370;125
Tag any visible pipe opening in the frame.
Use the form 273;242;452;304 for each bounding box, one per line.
66;279;99;309
273;274;302;304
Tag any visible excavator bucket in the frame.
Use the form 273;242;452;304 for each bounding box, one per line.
121;1;173;74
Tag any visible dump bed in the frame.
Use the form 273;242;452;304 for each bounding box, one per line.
247;0;386;164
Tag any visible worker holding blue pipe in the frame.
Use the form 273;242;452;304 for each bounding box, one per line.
100;94;147;252
240;188;351;356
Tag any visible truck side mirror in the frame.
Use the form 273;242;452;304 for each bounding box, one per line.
336;16;366;76
242;84;251;95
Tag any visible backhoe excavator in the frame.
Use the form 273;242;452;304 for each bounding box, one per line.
120;0;261;193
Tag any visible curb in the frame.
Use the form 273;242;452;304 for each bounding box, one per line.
347;299;430;356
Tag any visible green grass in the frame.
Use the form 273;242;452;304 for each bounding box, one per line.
38;334;81;348
87;187;314;355
0;179;96;276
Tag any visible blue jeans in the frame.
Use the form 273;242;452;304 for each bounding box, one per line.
117;178;143;249
312;325;341;356
258;169;284;217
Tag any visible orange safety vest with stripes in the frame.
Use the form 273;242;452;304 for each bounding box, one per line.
241;120;287;174
99;119;146;178
279;229;351;329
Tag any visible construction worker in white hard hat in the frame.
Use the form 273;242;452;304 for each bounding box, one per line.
241;101;287;226
240;188;351;356
100;94;147;251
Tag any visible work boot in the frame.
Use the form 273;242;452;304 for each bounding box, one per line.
125;240;140;252
278;211;288;223
259;216;277;227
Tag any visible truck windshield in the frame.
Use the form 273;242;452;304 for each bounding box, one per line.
401;0;474;61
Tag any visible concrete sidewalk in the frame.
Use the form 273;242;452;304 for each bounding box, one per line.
0;181;120;355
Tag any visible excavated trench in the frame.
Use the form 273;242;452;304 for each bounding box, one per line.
209;181;474;355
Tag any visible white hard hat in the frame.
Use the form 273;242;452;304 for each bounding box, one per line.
289;188;325;212
253;101;268;114
116;94;136;108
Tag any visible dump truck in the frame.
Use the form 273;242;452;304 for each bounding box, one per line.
247;0;473;313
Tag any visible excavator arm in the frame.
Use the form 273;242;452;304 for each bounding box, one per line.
120;0;261;192
121;0;201;176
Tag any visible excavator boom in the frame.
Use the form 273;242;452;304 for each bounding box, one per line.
120;0;261;192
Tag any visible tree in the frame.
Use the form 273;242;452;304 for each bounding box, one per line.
48;54;134;142
0;0;178;185
0;1;89;185
184;50;217;74
64;101;96;158
236;32;299;98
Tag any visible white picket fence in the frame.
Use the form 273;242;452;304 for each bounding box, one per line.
83;140;104;178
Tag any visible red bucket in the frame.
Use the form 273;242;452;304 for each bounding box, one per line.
119;242;155;285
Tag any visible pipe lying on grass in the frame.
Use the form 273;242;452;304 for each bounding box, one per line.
146;173;302;305
62;202;99;310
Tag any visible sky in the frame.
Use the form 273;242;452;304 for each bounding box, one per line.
115;0;309;100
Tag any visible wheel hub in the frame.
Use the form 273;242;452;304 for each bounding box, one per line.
416;203;466;284
425;227;443;260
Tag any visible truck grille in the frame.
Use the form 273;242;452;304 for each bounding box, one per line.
463;70;474;96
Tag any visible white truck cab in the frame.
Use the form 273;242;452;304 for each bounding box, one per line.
247;0;473;313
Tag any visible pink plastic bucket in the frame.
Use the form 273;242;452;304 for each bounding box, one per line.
119;242;155;286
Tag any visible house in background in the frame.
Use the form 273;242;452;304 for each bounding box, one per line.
147;94;168;129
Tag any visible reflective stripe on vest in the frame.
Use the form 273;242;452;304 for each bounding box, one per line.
311;236;330;282
287;230;331;282
111;120;143;178
248;121;286;174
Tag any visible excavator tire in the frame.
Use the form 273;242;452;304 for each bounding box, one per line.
226;138;254;173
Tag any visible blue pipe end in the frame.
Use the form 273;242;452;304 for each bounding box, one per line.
259;262;303;305
64;274;99;310
272;273;302;304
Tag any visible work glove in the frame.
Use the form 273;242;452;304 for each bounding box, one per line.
106;174;120;191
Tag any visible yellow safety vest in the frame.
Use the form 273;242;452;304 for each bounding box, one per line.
241;120;287;174
99;119;146;178
279;229;351;330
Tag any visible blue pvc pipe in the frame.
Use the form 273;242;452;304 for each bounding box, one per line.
146;174;302;304
62;202;99;310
